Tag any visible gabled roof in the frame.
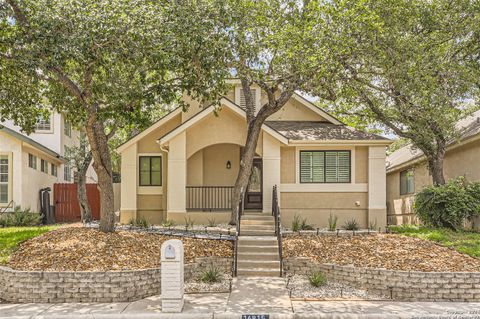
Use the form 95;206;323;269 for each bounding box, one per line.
267;121;390;142
387;110;480;172
158;98;289;145
0;125;64;162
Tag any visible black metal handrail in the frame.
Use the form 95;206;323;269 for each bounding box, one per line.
186;186;233;211
233;188;244;277
272;185;283;277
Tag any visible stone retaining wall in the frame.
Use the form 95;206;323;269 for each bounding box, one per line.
0;257;232;303
284;257;480;302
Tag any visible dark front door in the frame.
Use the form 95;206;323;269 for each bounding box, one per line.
245;158;262;210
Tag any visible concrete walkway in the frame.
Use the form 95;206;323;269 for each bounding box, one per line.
225;277;292;314
2;297;480;318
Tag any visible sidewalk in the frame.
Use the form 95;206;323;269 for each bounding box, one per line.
3;296;480;319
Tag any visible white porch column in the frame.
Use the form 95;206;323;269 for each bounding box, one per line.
368;146;387;230
120;143;137;222
262;132;281;213
167;131;187;213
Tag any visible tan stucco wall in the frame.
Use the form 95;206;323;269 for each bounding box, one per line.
167;211;231;225
355;146;368;183
137;114;182;153
266;97;326;121
386;138;480;225
281;192;368;228
280;147;295;184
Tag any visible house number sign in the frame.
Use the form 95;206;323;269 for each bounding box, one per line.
242;315;269;319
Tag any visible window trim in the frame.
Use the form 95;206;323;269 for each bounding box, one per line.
40;159;48;174
28;153;37;170
400;168;415;196
51;163;57;177
35;114;53;133
299;150;352;184
64;163;72;182
0;152;13;206
139;155;162;187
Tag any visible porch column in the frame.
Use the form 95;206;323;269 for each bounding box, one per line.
167;131;187;213
368;146;387;230
262;132;281;213
120;143;137;222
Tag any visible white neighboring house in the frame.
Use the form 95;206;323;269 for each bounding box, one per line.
0;111;97;212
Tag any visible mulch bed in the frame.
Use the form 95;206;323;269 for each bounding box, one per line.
283;234;480;272
7;227;233;271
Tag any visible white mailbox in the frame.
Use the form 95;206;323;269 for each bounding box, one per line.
161;239;184;313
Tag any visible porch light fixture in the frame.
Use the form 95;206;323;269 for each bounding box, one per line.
226;160;231;169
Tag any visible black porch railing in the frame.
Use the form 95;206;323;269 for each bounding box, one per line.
272;185;283;277
186;186;233;211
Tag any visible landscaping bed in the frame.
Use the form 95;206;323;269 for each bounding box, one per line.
7;227;233;271
283;233;480;272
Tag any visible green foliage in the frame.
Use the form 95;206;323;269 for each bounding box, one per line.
129;216;149;229
161;219;175;227
389;225;480;258
414;177;480;230
343;219;360;231
0;225;59;264
184;216;194;229
292;214;314;232
308;271;327;287
0;207;42;227
207;218;217;228
200;266;222;283
328;213;338;231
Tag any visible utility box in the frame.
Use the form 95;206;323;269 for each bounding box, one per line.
161;239;184;313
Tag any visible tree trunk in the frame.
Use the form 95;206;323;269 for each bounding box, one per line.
428;153;446;185
229;119;264;225
85;112;115;232
77;153;93;223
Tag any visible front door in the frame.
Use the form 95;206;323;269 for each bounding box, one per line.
245;158;262;210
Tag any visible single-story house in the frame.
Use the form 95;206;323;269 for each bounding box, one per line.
117;81;392;229
386;110;480;225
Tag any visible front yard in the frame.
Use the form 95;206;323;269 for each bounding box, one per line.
0;226;60;264
389;225;480;258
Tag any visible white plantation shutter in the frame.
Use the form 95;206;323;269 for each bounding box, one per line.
300;151;350;183
239;89;257;109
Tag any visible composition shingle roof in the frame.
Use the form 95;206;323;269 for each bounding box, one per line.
265;121;390;141
387;110;480;170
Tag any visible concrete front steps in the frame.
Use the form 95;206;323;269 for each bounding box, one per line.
236;212;281;277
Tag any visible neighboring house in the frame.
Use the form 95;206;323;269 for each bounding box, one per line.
386;110;480;225
0;111;97;212
116;80;392;229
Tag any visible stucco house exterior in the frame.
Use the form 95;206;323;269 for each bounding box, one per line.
386;110;480;225
0;111;97;212
117;81;392;229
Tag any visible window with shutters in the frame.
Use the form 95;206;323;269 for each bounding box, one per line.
239;88;257;109
300;151;351;183
0;154;11;204
400;169;414;195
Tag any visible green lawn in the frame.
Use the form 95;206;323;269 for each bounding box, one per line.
389;225;480;258
0;226;59;264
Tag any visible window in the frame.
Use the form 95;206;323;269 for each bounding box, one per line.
64;118;72;137
139;156;162;186
35;115;52;131
51;163;57;177
400;169;415;195
41;159;48;174
28;154;37;169
300;150;351;183
0;155;10;204
64;164;72;182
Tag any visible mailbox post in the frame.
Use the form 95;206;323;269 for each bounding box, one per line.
161;239;184;313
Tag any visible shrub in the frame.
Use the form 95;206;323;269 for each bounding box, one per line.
0;206;42;227
129;216;149;228
328;212;338;231
369;218;378;230
414;177;480;230
343;218;359;231
200;266;222;283
207;218;217;227
292;214;314;231
184;216;194;229
161;219;175;227
308;271;327;287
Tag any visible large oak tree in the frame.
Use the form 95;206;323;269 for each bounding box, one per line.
0;0;228;231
